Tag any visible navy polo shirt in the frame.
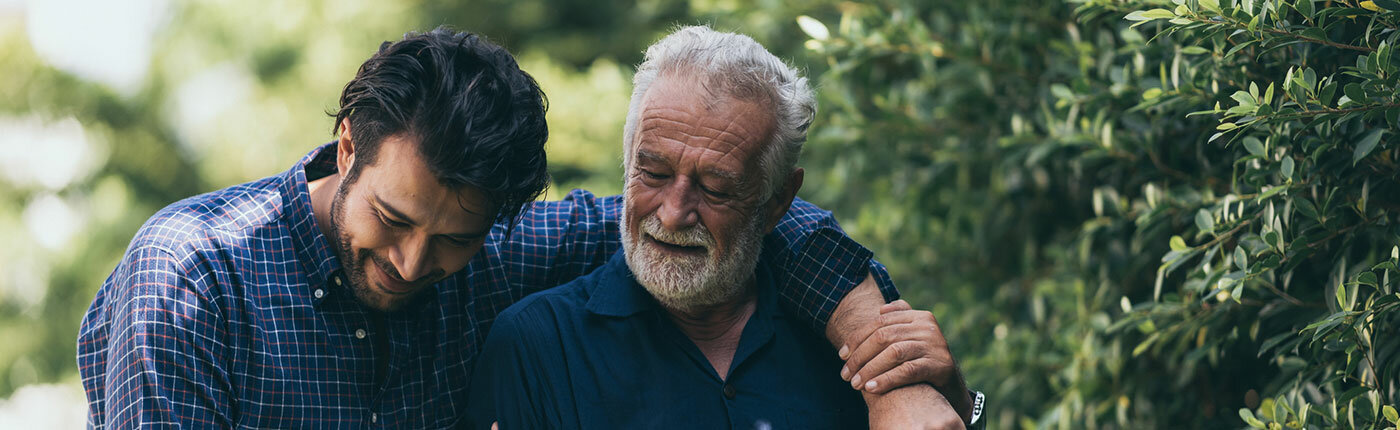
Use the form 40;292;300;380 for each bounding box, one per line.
466;251;867;429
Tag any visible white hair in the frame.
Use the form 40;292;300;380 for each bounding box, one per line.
621;25;816;199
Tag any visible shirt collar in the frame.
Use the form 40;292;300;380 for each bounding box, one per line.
585;251;657;317
283;142;345;297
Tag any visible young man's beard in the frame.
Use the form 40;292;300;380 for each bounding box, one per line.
327;176;425;313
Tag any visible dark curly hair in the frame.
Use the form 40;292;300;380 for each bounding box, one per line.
330;26;549;227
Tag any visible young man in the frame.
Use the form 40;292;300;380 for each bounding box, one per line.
78;27;973;428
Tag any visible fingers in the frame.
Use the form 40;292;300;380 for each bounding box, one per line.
842;310;940;381
842;322;902;383
849;339;918;391
881;299;913;314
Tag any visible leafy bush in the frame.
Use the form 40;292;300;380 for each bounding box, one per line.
793;0;1399;427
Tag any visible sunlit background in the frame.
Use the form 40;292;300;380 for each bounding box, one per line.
7;0;1392;428
0;0;652;426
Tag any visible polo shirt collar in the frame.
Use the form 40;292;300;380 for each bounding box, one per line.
585;251;657;317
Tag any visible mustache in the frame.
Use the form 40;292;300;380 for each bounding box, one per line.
358;248;443;285
641;215;714;248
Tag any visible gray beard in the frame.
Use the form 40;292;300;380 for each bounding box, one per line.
620;188;767;314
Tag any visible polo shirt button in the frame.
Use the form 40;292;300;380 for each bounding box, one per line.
333;276;343;287
355;329;367;339
313;289;325;299
370;412;378;423
722;383;737;399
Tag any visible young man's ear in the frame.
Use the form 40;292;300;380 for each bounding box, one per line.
762;168;805;233
336;118;357;177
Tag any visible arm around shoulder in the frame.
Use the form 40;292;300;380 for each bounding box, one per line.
90;242;234;428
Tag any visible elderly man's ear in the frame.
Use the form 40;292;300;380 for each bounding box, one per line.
762;168;805;232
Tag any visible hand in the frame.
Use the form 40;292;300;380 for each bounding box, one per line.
864;383;965;430
840;300;972;422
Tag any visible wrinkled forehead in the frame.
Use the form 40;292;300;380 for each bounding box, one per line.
633;75;776;163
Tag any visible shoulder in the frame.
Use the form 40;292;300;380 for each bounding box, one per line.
490;276;592;339
133;175;288;248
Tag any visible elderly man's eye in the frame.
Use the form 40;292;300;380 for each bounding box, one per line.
701;186;730;199
641;169;669;180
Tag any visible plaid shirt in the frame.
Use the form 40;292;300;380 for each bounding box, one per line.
77;142;897;429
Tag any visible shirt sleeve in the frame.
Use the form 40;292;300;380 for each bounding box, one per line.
764;198;901;333
491;190;899;332
489;189;619;298
466;304;563;430
97;243;233;428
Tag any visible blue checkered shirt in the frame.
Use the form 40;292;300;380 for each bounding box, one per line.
76;142;897;428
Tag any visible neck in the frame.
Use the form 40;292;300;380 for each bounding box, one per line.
662;282;757;380
307;172;341;242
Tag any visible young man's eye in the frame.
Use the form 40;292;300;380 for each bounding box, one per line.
442;237;477;248
377;212;408;228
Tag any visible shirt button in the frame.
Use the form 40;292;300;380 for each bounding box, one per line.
313;289;325;299
370;413;378;423
333;276;343;287
722;383;737;399
355;329;367;339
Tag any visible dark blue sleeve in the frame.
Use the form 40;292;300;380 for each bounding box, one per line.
466;302;564;430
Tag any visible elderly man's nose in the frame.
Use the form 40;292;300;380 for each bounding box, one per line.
657;185;700;231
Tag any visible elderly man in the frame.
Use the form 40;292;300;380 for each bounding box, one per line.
467;26;977;429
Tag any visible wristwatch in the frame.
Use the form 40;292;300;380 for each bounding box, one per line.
966;390;986;430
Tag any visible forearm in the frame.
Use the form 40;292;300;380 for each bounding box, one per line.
863;384;964;430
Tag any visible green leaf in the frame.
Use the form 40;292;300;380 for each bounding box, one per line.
1218;122;1239;131
1142;8;1178;19
1201;0;1222;13
1337;283;1349;310
1170;235;1188;251
1281;157;1294;178
1374;0;1400;11
1244;137;1266;157
1353;129;1385;165
1234;246;1249;270
1196;208;1216;232
1357;271;1378;286
1181;46;1210;55
1344;83;1366;103
1231;90;1257;107
1296;0;1315;18
1240;408;1266;428
1295;198;1319;219
1126;9;1176;24
1384;404;1398;424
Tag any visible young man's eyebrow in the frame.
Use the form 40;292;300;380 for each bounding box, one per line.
373;194;419;226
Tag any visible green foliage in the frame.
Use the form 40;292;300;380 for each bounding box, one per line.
789;0;1400;427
